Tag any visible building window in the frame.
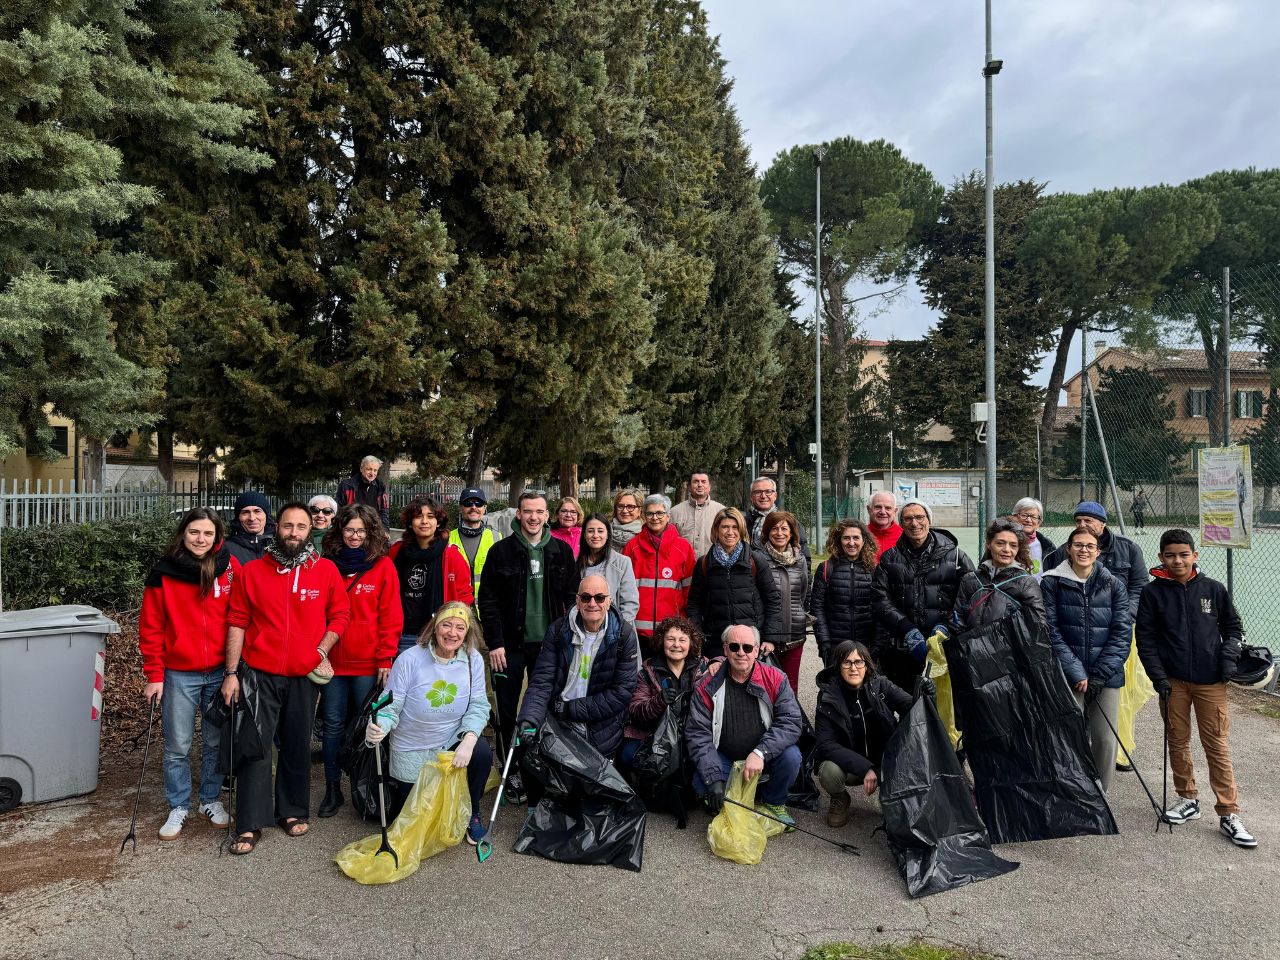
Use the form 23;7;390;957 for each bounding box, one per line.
51;425;69;456
1235;390;1264;419
1185;389;1210;418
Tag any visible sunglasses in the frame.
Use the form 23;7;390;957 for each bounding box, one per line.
577;593;608;604
461;500;484;508
310;507;335;516
727;642;755;654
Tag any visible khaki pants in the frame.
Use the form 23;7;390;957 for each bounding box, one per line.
1167;679;1239;816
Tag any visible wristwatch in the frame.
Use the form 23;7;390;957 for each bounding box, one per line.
752;747;766;761
224;667;239;678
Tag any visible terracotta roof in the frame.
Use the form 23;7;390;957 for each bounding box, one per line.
1063;347;1268;388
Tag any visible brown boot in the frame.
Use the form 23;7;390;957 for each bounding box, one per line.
826;790;850;828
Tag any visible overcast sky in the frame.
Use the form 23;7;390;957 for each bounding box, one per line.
700;0;1280;383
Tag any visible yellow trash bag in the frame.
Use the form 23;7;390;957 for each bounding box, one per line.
926;632;962;751
707;761;784;865
1116;634;1155;756
335;751;470;885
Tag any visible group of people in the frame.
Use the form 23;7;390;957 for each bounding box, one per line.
136;462;1258;861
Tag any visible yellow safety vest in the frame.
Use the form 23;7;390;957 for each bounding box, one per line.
448;526;496;598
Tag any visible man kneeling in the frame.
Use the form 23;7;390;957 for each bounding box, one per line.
686;624;802;828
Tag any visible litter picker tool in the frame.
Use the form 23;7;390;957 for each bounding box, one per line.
1088;688;1173;833
368;691;398;867
723;797;860;856
120;694;159;854
475;726;521;864
219;695;238;856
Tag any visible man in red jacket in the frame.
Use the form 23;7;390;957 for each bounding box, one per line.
220;502;350;855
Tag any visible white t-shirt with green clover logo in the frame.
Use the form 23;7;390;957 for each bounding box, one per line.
561;627;604;703
379;644;489;782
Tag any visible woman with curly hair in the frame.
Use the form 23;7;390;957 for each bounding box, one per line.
389;496;473;655
619;616;710;769
316;504;403;817
811;518;879;668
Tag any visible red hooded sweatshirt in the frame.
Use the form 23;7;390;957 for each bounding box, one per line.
229;554;351;677
139;555;241;682
330;556;403;675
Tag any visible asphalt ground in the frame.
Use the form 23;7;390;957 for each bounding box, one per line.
2;644;1279;960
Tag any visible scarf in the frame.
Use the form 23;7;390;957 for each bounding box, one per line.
395;538;448;625
711;541;744;569
144;543;232;589
265;537;318;570
333;546;375;577
765;542;797;567
456;524;484;539
610;518;642;550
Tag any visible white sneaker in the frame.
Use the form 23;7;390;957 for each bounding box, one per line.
1164;797;1200;824
199;801;230;827
1220;814;1258;849
159;807;189;840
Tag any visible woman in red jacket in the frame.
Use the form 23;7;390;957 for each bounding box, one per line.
317;504;403;817
389;496;474;655
139;507;240;840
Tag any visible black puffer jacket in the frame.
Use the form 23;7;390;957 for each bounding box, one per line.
1044;528;1146;617
813;669;913;778
810;557;876;664
872;528;975;649
762;548;810;651
687;547;781;658
1136;568;1243;685
952;560;1048;632
517;609;639;757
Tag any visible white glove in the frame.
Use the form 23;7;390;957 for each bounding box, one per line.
452;733;477;768
365;721;387;746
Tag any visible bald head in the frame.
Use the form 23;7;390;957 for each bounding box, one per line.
576;574;611;630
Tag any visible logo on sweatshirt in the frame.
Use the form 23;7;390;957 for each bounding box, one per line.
407;566;427;590
298;588;321;602
355;583;376;595
426;680;458;708
1201;598;1212;615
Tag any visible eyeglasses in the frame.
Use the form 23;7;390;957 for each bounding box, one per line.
1069;543;1099;553
311;507;335;516
577;593;608;604
1013;512;1041;523
342;528;367;538
751;489;776;497
616;503;639;512
727;642;755;654
841;658;867;670
901;515;929;526
644;510;667;519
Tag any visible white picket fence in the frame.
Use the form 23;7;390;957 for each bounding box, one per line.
0;479;215;529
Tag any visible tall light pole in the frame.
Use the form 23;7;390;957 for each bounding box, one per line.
814;146;826;541
982;2;1002;527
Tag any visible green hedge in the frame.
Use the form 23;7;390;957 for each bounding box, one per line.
0;514;174;611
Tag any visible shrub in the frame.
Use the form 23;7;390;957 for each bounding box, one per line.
0;514;175;612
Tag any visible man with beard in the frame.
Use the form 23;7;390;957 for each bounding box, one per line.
226;491;274;564
448;487;500;600
220;503;350;855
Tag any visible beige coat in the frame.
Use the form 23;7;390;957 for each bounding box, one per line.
668;497;725;558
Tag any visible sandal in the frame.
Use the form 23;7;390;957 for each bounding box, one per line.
278;817;309;837
229;830;261;855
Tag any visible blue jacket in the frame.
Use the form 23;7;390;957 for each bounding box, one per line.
517;608;639;757
1044;528;1145;618
1040;560;1131;688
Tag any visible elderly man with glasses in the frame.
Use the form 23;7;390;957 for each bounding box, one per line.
686;623;803;829
745;475;811;565
623;493;696;645
813;638;915;827
516;574;640;767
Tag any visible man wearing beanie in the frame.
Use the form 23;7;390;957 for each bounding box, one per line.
1043;501;1146;615
871;497;974;691
227;491;275;564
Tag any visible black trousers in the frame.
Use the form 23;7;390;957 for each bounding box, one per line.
236;669;319;832
492;643;540;754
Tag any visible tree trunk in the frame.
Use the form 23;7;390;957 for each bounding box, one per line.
508;478;525;504
1198;322;1226;446
84;438;106;488
831;448;849;505
775;455;787;503
559;462;578;501
1040;314;1081;471
465;428;487;487
157;421;174;485
594;468;611;502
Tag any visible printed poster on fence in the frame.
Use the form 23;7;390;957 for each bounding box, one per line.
916;476;963;507
1198;445;1252;549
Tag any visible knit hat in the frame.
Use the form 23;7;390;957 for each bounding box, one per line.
233;490;271;517
898;497;933;523
1073;500;1108;523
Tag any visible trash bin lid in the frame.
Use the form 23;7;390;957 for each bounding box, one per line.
0;604;120;640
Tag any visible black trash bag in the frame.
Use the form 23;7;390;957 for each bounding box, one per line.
787;709;821;812
514;717;647;872
631;703;690;825
337;685;389;820
880;690;1019;897
943;612;1118;844
202;668;265;774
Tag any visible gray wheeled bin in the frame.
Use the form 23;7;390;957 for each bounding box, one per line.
0;605;119;810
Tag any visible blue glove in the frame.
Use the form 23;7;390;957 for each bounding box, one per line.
931;624;950;641
905;629;927;663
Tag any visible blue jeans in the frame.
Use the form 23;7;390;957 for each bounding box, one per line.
161;668;224;809
321;673;378;782
693;745;803;806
